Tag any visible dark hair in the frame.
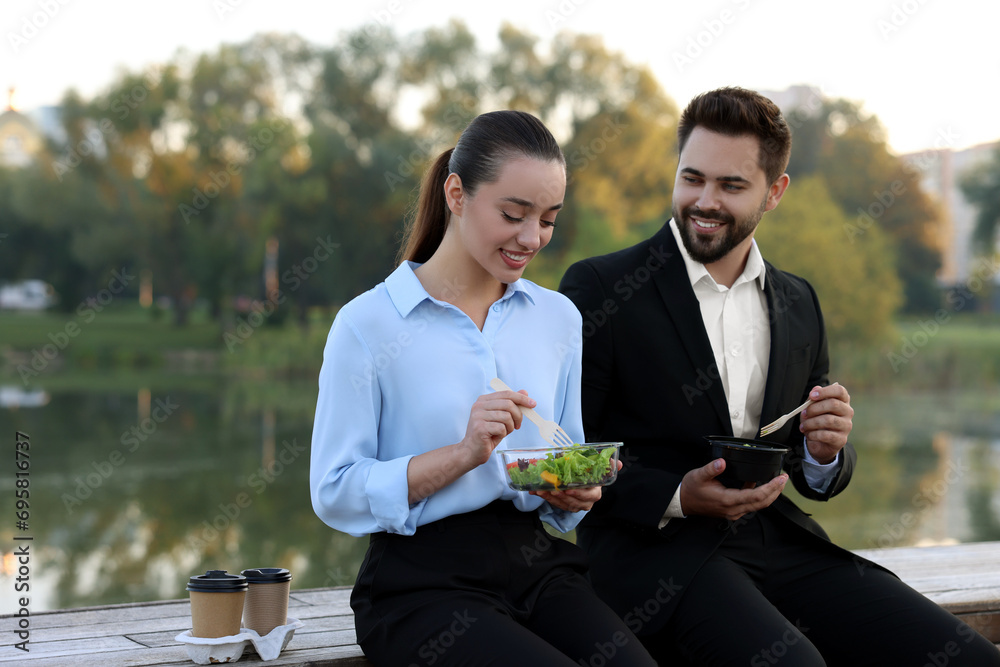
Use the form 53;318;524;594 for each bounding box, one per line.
397;110;564;265
677;87;791;185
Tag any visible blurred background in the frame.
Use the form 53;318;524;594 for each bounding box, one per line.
1;0;999;614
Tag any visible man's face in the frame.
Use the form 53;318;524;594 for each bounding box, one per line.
672;127;785;265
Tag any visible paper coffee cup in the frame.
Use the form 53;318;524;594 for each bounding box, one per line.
187;570;248;638
241;567;292;636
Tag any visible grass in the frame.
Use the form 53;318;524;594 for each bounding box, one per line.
831;313;1000;391
3;302;1000;392
0;303;220;351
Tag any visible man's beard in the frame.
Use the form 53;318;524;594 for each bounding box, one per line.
673;196;767;265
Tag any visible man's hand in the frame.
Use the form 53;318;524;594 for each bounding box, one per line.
679;459;787;521
800;383;854;464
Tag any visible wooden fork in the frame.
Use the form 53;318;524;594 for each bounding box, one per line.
489;378;575;447
758;382;839;437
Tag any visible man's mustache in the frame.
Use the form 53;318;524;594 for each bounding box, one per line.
684;207;734;224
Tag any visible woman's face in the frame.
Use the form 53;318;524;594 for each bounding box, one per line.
446;156;566;284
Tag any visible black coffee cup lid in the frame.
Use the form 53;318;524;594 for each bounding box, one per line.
186;569;248;592
241;567;292;583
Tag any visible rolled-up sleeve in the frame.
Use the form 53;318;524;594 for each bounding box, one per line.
529;308;588;534
310;310;419;536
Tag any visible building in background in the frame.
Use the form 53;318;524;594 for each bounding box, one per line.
762;85;999;306
0;87;44;168
903;141;1000;293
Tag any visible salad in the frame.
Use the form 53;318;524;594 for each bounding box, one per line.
504;445;618;491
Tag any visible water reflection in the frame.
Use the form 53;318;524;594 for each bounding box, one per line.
1;385;998;613
0;382;369;614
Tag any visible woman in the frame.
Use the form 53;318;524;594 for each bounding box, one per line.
310;110;656;666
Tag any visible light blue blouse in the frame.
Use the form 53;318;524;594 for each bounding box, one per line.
310;261;586;537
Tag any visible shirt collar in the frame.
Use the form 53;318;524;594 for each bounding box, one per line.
385;261;535;317
669;218;767;291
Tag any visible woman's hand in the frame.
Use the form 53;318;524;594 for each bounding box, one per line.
457;389;536;468
408;388;537;504
532;460;622;512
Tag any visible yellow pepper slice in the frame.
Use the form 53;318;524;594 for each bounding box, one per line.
540;470;560;488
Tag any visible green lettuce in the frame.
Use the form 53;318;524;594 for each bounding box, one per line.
506;446;616;490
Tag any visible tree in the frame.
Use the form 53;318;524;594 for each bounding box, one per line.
960;144;1000;253
755;175;902;345
396;24;681;289
0;164;94;310
786;99;944;313
58;35;313;325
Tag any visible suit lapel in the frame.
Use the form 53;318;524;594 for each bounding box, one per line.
761;262;789;425
651;226;732;431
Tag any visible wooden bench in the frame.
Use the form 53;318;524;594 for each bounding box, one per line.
4;542;998;665
854;541;1000;644
1;587;372;666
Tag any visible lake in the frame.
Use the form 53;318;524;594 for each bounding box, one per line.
2;381;999;614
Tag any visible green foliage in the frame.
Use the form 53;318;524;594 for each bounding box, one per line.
755;176;902;345
3;22;948;334
960;144;1000;254
786;99;943;313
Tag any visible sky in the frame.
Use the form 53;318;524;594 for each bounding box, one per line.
3;0;999;156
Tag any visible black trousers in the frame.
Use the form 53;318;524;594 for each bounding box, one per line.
642;509;1000;666
351;500;657;667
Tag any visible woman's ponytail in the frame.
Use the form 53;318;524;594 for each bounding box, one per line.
397;148;453;265
396;110;564;266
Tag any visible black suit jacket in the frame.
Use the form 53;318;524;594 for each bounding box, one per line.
558;222;860;633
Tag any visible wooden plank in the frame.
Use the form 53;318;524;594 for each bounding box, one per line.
26;601;191;630
0;636;371;666
0;634;148;662
854;542;1000;642
855;543;1000;615
1;624;371;666
4;548;997;664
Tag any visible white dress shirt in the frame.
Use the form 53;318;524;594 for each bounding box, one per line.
660;219;839;526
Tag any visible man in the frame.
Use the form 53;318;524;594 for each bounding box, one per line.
559;87;1000;665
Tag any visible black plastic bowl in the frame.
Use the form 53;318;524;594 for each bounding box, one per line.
704;436;789;488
